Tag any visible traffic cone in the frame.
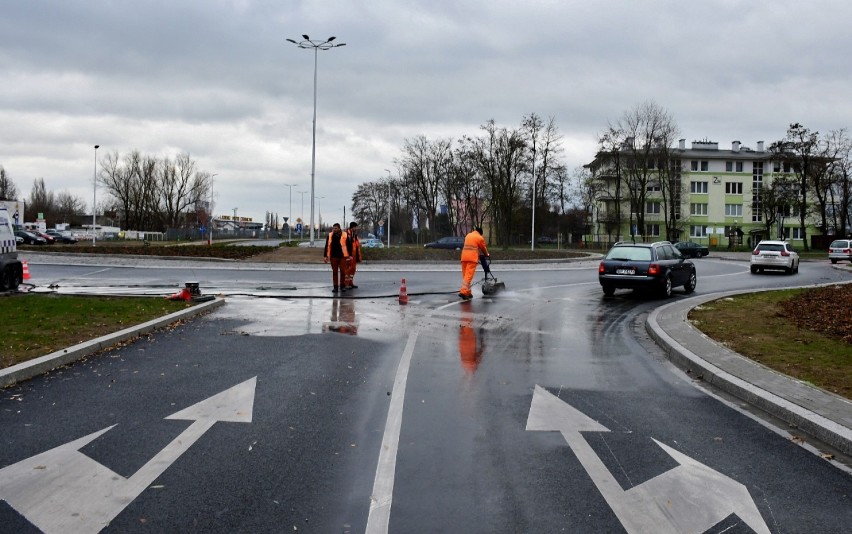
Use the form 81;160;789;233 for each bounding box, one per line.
166;287;192;301
22;260;30;280
398;278;408;305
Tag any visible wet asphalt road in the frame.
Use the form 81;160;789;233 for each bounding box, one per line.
2;257;851;533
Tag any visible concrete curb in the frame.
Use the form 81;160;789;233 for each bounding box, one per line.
0;297;225;389
646;290;852;456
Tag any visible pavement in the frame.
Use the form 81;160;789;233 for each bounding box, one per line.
6;249;852;459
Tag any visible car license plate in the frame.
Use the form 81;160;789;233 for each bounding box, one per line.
616;268;635;275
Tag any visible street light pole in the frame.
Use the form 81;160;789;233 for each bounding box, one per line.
93;145;99;246
384;169;392;248
209;173;217;245
283;183;296;241
298;190;307;240
286;35;346;247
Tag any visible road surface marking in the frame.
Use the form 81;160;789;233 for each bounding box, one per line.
526;385;770;534
0;377;257;534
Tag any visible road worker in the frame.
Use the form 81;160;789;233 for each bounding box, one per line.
343;221;362;290
458;226;489;300
323;223;350;294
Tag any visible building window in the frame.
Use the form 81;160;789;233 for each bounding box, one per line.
700;161;709;171
646;223;660;237
792;227;804;240
752;161;763;222
736;161;744;172
690;203;708;216
691;161;699;171
646;201;661;214
725;182;743;195
725;204;743;217
690;225;708;238
690;181;708;193
726;161;733;172
775;161;792;173
646;183;661;192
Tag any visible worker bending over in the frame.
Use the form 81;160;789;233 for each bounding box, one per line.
458;226;489;300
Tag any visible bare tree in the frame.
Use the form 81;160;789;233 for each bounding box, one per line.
827;131;852;235
448;137;488;235
158;153;207;230
400;136;451;238
470;120;526;248
595;126;628;241
755;173;798;239
54;190;86;223
351;180;388;235
522;113;566;240
615;101;679;241
770;123;834;251
0;166;18;200
27;178;55;221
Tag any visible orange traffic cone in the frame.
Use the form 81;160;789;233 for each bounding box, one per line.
166;287;192;301
398;278;408;305
22;260;30;280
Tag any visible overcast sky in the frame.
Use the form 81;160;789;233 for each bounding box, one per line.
3;0;852;228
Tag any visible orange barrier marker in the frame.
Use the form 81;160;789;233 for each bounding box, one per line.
398;278;408;305
22;260;30;280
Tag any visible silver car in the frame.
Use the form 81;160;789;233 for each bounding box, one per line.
750;240;799;274
828;239;852;264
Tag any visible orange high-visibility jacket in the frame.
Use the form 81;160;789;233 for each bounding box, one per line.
460;230;488;263
324;230;349;259
347;230;362;262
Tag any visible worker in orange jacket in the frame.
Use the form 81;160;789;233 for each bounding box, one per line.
323;223;350;294
458;226;489;300
343;221;362;290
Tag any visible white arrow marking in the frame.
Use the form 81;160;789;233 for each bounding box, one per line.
0;376;257;534
526;385;770;534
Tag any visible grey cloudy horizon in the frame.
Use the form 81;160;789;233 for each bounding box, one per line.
3;0;851;227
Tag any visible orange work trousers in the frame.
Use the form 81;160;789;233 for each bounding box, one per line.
344;260;357;287
459;261;477;296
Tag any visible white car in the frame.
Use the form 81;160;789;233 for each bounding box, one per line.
828;239;852;264
360;238;384;248
750;240;799;274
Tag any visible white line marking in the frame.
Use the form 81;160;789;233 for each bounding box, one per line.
365;329;419;533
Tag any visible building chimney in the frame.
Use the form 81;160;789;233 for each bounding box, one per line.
678;138;686;150
732;140;741;152
757;140;764;152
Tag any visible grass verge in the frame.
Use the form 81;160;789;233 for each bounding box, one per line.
688;288;852;400
0;294;193;369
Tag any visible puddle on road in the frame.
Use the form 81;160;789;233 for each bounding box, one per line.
212;295;424;340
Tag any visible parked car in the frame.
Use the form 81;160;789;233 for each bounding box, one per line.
361;238;384;248
45;229;78;244
424;236;465;250
598;241;696;298
14;230;47;245
750;240;799;274
828;239;852;264
16;235;23;244
673;241;709;258
32;230;56;244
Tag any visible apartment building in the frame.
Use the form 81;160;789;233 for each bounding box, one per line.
587;138;815;248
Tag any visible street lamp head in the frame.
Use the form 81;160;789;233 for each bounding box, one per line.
302;34;310;40
286;38;297;43
94;145;99;149
327;36;336;42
